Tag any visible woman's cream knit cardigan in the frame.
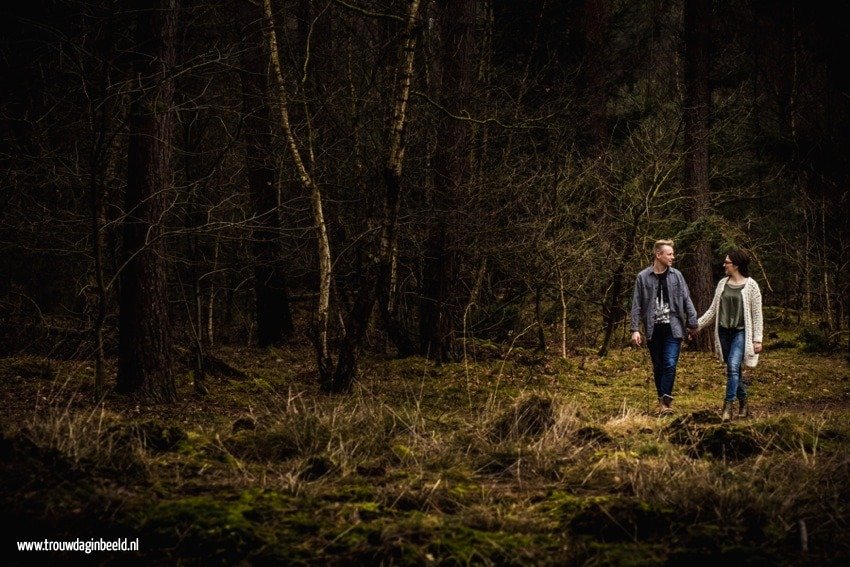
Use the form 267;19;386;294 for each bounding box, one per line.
696;277;764;368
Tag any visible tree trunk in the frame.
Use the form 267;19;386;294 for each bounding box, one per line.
557;264;568;359
598;223;636;357
844;290;850;359
263;0;333;383
683;0;713;351
579;0;608;150
420;0;476;362
116;0;179;402
374;1;421;359
330;0;422;392
820;194;834;330
180;116;208;396
88;86;121;401
89;154;108;400
240;2;294;348
535;285;546;352
207;235;219;345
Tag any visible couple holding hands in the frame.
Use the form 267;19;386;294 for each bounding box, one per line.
630;240;764;420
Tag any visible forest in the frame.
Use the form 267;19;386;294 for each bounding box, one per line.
2;0;849;564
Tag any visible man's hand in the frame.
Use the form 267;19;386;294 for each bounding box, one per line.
753;341;763;354
631;331;642;347
687;328;698;342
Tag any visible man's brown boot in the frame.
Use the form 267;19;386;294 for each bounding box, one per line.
721;401;734;422
738;398;749;418
660;395;674;415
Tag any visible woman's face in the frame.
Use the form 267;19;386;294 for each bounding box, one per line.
723;256;737;276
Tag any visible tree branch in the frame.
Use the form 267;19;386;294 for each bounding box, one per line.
411;90;552;130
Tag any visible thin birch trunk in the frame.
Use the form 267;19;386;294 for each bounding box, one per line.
90;162;107;400
332;0;422;390
556;262;568;359
821;194;834;329
262;0;333;379
207;235;219;345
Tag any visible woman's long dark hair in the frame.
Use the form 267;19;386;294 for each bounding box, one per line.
727;248;751;278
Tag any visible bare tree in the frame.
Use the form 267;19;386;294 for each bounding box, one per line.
74;2;129;399
262;0;333;380
116;0;180;401
263;0;422;391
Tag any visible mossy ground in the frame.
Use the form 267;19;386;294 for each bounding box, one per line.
2;330;849;565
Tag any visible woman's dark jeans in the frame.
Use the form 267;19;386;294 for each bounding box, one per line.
648;323;682;402
719;326;747;402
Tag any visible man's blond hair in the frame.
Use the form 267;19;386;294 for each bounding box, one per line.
653;239;674;255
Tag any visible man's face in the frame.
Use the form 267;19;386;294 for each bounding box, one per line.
656;245;675;268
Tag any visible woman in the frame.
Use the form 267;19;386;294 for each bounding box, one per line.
696;249;764;421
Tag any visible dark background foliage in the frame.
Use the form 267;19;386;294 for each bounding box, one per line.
1;0;848;387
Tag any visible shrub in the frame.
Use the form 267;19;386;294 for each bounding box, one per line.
798;325;839;353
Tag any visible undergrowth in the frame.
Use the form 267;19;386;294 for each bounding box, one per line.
2;340;849;564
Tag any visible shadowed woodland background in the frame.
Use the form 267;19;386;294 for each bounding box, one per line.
2;0;848;396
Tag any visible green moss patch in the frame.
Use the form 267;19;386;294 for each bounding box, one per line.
140;495;261;561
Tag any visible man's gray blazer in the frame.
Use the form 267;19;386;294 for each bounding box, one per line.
630;266;698;341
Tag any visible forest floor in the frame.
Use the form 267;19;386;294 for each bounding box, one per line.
2;322;850;565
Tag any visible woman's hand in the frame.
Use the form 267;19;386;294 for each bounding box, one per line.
753;341;763;354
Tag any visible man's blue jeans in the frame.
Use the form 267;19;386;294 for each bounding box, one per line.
647;324;681;402
719;326;747;402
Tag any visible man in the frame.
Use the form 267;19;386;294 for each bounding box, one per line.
630;240;698;415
